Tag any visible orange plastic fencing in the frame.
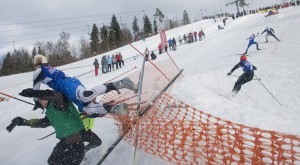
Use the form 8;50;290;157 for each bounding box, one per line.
101;57;300;164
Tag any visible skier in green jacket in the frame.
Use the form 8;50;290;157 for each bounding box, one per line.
6;89;107;165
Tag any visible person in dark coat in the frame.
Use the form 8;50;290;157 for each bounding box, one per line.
261;27;280;42
227;55;257;94
93;59;99;76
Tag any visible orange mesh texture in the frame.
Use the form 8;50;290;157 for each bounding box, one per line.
117;94;300;164
101;56;300;164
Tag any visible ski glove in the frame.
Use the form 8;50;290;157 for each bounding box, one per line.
11;117;26;126
6;117;27;132
19;88;54;98
227;72;231;76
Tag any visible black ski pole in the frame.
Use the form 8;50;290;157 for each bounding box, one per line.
254;75;282;105
0;91;34;105
230;74;260;80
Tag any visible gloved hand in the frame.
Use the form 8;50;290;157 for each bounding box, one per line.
227;72;231;76
19;88;36;97
11;117;26;126
6;117;27;132
33;100;43;110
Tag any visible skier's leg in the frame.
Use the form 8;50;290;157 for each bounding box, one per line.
271;33;280;41
81;129;102;152
77;77;138;103
265;34;269;42
255;42;260;50
233;74;247;93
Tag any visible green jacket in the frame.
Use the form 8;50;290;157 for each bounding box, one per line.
25;92;84;139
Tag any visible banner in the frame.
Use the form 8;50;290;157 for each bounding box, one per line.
159;29;168;47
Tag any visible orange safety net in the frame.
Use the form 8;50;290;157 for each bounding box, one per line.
101;56;300;164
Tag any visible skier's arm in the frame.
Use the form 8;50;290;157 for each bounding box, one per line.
19;89;69;111
271;28;275;33
6;116;50;132
252;65;257;70
230;63;241;73
261;29;266;34
33;68;42;91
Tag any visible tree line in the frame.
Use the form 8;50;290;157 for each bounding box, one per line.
0;8;191;76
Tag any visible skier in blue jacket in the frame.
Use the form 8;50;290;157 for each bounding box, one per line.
28;54;138;115
261;27;280;42
227;55;257;94
244;34;261;54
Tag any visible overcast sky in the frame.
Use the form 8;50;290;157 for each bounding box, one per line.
0;0;281;56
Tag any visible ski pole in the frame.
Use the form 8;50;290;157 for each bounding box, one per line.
0;91;34;105
254;75;282;105
230;74;261;80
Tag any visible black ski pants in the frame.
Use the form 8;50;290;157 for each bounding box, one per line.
82;129;102;151
233;72;254;92
48;140;85;165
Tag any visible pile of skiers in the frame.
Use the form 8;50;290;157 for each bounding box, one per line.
6;54;138;164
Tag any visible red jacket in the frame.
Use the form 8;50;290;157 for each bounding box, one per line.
115;54;121;61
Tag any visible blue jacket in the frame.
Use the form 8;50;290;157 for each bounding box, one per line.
230;60;257;74
261;27;275;34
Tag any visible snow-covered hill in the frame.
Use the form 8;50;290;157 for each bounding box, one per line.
0;6;300;165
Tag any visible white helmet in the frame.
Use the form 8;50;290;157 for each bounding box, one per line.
33;54;48;65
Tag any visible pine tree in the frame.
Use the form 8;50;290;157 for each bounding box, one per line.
100;24;109;51
110;14;121;48
132;16;139;40
143;15;152;37
90;23;100;54
182;10;191;25
32;47;37;58
153;8;165;29
153;19;158;34
1;52;13;76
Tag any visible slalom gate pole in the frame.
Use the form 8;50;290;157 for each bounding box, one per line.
254;75;282;105
96;69;183;165
133;52;146;165
165;51;182;73
129;43;171;82
0;91;34;105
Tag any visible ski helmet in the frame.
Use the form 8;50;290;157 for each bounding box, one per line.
33;54;48;66
240;55;247;61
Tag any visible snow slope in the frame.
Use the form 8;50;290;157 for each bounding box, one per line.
0;6;300;165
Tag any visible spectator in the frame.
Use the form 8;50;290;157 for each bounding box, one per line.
144;48;150;61
150;51;157;60
158;43;163;54
93;59;99;76
115;53;121;68
107;55;112;72
120;53;124;66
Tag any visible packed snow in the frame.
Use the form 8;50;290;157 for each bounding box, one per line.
0;6;300;165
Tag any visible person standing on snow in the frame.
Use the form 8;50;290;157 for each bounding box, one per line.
244;33;261;54
261;27;280;42
93;58;99;76
6;90;105;165
227;55;257;94
30;54;138;115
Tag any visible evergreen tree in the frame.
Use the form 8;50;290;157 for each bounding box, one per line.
32;47;37;58
38;46;44;55
90;23;100;54
153;8;165;29
182;10;191;25
100;24;109;51
1;52;13;76
143;15;152;37
121;25;133;45
110;14;121;48
132;16;139;40
153;19;158;34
